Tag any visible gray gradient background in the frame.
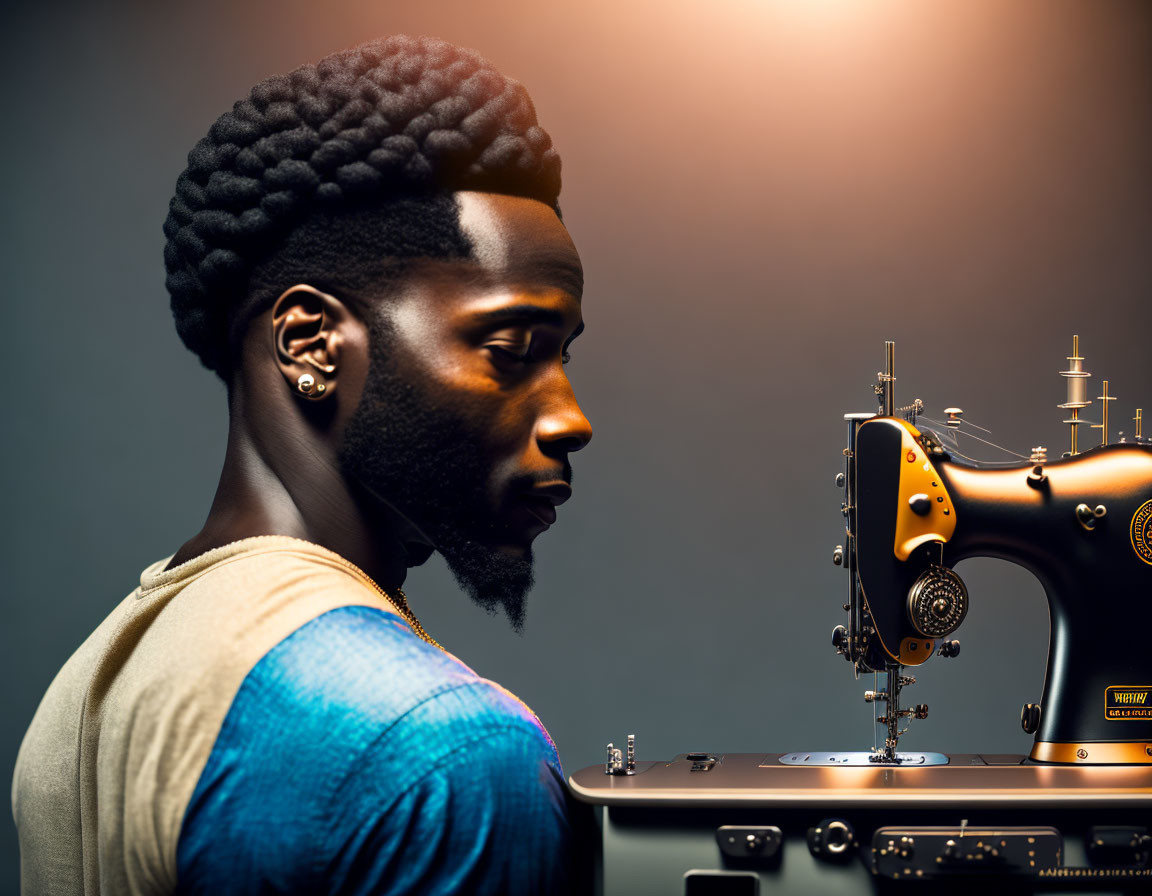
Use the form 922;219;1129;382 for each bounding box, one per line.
3;0;1150;887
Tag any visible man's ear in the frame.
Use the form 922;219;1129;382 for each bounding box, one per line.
271;285;348;400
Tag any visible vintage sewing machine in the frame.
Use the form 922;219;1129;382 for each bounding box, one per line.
570;338;1152;895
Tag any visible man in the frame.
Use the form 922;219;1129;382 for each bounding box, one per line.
13;35;592;895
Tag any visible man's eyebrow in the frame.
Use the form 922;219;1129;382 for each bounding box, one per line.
470;305;578;331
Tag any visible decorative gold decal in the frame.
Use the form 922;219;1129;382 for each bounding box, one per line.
1106;685;1152;720
1132;499;1152;566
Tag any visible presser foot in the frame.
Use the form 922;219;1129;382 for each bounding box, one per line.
862;664;930;765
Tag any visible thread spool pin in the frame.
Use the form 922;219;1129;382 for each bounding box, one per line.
1090;380;1116;447
1058;335;1092;456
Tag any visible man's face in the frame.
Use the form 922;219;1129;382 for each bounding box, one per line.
338;192;591;628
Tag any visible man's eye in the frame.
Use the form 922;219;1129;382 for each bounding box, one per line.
486;341;571;367
487;344;531;365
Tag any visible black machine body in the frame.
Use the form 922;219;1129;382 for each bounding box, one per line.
837;340;1152;764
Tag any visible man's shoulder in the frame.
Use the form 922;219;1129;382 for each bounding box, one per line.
177;605;568;893
244;604;552;752
192;604;559;814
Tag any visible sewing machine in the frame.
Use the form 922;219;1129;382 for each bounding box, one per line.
831;336;1152;767
570;338;1152;895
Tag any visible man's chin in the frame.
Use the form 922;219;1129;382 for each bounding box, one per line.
491;539;534;560
436;531;534;633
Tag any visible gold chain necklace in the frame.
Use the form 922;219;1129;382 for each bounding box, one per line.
387;587;444;651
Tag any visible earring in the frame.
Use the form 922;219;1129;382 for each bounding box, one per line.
296;373;328;398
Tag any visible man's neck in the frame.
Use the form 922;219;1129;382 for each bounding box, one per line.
165;412;426;591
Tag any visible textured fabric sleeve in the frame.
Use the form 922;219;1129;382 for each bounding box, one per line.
323;724;577;895
174;605;583;895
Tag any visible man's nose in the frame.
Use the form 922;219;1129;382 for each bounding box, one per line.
535;378;593;456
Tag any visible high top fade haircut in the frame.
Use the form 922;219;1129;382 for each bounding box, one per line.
163;35;562;380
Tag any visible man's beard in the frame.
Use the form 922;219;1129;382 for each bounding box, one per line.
337;319;533;631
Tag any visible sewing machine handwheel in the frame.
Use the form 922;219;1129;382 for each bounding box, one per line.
907;566;968;638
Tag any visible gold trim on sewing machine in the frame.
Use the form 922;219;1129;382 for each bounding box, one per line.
1030;741;1152;764
893;422;956;561
898;637;935;666
1131;498;1152;566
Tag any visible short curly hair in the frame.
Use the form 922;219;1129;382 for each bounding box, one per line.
163;35;562;378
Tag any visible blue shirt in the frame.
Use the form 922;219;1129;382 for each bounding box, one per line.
174;605;578;895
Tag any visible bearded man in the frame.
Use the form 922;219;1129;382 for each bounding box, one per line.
13;35;592;895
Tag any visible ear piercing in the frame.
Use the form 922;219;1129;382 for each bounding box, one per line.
296;373;327;397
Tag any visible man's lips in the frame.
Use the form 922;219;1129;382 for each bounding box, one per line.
526;481;572;505
519;482;572;528
521;497;558;527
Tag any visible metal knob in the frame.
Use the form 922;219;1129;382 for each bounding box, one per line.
832;545;844;566
1076;503;1107;530
808;818;855;860
835;472;845;488
824;820;853;854
937;639;960;658
908;493;932;516
1021;703;1041;734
